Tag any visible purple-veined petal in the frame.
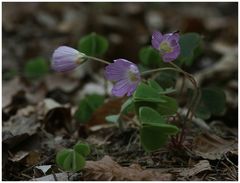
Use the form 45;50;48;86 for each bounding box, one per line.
151;31;163;50
104;59;141;97
112;80;130;97
51;46;85;72
127;83;138;96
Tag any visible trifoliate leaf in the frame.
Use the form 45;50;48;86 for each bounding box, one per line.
73;143;90;157
133;83;166;103
78;32;109;56
179;33;202;66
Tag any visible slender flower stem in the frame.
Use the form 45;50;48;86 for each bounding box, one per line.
169;62;198;89
85;55;111;65
179;76;186;97
141;67;182;76
168;62;202;145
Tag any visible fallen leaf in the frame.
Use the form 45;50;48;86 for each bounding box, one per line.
88;98;126;127
3;115;40;137
9;151;29;162
179;160;212;177
32;172;69;181
25;151;41;166
43;106;72;134
16;105;35;117
193;132;237;160
84;155;173;181
35;165;52;174
2;77;25;108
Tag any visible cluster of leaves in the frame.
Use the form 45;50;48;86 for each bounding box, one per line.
195;87;226;120
106;80;179;152
56;142;90;172
134;81;179;151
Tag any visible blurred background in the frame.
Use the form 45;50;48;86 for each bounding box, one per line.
2;2;237;71
3;2;238;123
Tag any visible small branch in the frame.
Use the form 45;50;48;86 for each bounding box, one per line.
85;56;111;65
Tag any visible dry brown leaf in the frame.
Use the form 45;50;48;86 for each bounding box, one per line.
84;155;173;181
25;151;41;166
88;97;126;127
43;106;72;134
3;115;40;137
9;151;29;162
16;105;35;116
2;77;25;108
193;132;237;160
179;160;212;177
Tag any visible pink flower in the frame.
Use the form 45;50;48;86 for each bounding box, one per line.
105;59;141;97
151;31;180;62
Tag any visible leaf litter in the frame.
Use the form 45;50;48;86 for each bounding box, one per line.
2;2;238;181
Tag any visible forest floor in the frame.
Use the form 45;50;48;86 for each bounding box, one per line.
2;2;238;181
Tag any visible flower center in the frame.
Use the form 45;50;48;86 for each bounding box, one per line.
159;41;172;53
128;65;139;82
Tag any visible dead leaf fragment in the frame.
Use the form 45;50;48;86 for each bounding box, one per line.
193;132;237;160
32;172;69;181
179;160;212;177
84;155;173;181
44;107;72;134
26;151;41;166
35;165;52;174
3;115;40;137
9;151;29;162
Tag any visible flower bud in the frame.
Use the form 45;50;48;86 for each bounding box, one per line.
52;46;86;72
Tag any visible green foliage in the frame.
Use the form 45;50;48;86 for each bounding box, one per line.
74;94;105;123
195;102;211;120
73;143;90;157
196;87;226;119
156;95;178;116
147;80;164;91
178;33;202;66
140;126;168;152
78;32;109;56
155;70;177;89
139;107;179;152
133;82;178;116
139;46;164;68
148;80;176;94
133;83;166;103
56;142;90;172
24;57;49;79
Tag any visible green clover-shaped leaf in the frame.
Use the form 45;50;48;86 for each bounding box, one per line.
78;32;109;56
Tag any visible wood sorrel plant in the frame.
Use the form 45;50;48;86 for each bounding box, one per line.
51;31;225;152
